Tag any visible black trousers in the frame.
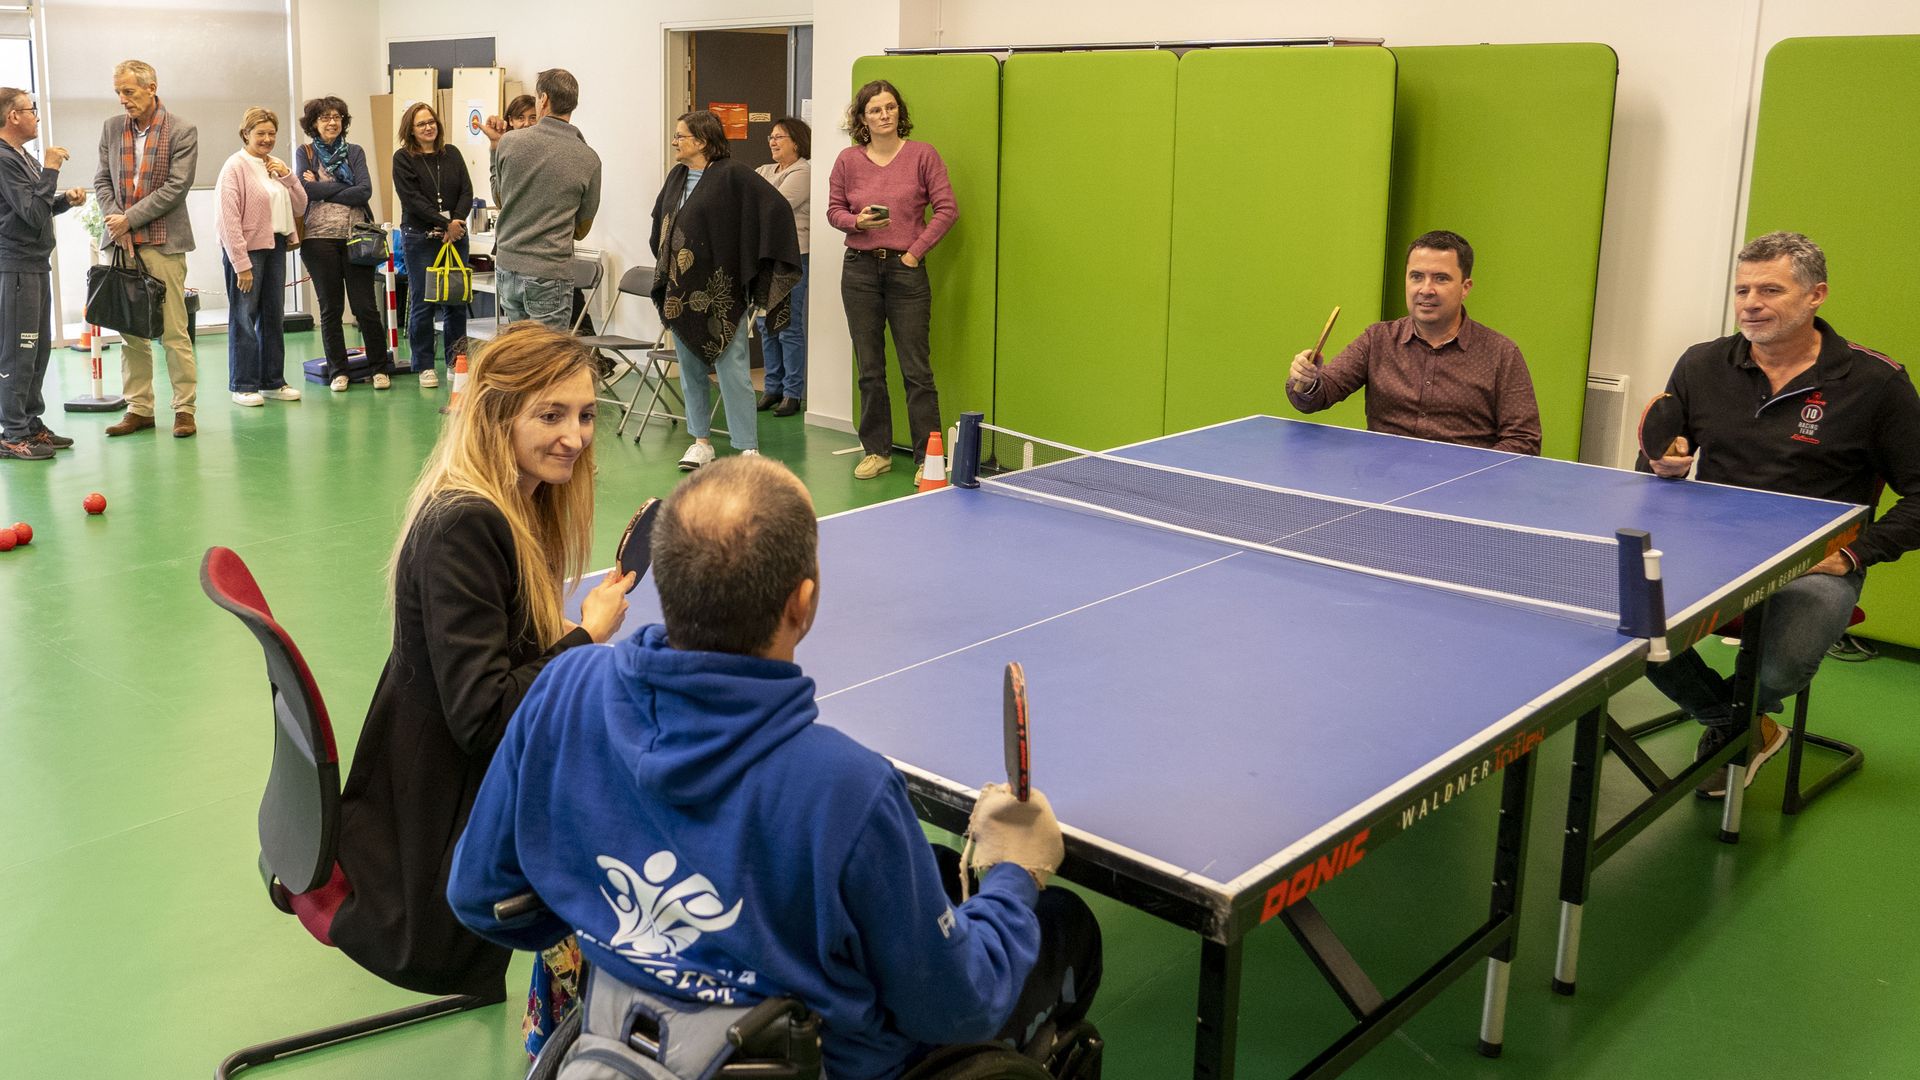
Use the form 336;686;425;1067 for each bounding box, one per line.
0;270;53;440
304;236;392;377
843;249;940;460
931;844;1103;1051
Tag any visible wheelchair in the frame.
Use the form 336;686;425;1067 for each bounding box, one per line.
500;897;1103;1080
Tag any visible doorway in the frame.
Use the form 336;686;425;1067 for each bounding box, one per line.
663;23;813;376
666;24;814;170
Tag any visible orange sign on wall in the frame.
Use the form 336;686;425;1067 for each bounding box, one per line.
708;102;750;140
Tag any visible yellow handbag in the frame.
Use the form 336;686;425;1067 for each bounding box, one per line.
424;240;472;305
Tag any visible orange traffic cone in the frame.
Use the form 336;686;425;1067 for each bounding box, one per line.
446;351;470;412
917;431;949;492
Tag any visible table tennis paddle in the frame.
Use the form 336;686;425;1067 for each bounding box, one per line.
614;498;661;592
1309;305;1342;364
1003;661;1030;802
1638;392;1688;463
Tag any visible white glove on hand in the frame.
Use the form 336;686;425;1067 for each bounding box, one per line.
960;783;1065;897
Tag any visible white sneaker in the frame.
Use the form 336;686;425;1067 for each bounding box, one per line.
330;375;349;393
372;373;391;390
268;386;302;401
418;369;440;388
678;441;715;471
740;448;760;456
231;391;265;407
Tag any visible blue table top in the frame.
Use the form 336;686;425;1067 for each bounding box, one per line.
580;418;1865;917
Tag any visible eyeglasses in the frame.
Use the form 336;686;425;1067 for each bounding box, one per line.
318;112;343;122
412;120;438;129
670;134;690;143
767;133;788;141
10;103;36;115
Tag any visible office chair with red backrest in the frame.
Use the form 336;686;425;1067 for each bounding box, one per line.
200;547;495;1077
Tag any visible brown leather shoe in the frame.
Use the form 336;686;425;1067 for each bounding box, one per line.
173;412;196;438
105;412;156;436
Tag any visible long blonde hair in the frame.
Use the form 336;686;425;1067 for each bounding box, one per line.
390;323;596;647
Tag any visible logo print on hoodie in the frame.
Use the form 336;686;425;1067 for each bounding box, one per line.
599;851;744;962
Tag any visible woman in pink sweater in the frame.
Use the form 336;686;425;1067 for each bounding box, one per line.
827;79;957;480
215;106;307;407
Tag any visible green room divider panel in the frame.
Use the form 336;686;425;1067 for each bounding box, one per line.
1164;46;1396;435
996;50;1178;451
848;54;1001;452
1384;44;1617;462
1747;35;1920;648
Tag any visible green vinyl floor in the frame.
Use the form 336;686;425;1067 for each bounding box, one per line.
2;332;1918;1079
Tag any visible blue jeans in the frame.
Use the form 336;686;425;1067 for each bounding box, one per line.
754;259;809;400
675;314;757;451
1645;570;1864;727
401;228;468;373
496;268;573;330
224;236;288;392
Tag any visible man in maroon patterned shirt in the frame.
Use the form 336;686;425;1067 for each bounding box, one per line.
1286;230;1542;455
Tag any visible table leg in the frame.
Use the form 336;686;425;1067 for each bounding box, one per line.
1720;600;1770;844
1479;957;1513;1056
1553;704;1606;995
1479;748;1533;1057
1195;937;1243;1080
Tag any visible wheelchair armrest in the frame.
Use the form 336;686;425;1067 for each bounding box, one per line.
727;997;811;1048
492;891;547;923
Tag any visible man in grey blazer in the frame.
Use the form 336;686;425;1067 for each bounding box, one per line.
93;59;198;438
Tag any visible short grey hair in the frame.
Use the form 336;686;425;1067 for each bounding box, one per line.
114;60;157;87
536;68;579;116
1739;231;1827;288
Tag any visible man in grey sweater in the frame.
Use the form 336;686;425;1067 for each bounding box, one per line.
484;69;601;330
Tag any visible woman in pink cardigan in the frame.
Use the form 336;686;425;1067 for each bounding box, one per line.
216;106;308;407
827;79;957;480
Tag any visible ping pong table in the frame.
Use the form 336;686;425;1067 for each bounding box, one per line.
588;414;1866;1079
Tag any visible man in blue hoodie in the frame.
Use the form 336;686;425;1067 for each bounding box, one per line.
449;455;1100;1079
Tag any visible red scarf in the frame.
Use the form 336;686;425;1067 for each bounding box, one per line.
118;101;174;246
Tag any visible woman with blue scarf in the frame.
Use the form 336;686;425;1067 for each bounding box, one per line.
295;96;393;392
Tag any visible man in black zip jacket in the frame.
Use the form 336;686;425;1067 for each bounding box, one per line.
1643;231;1920;799
0;87;85;461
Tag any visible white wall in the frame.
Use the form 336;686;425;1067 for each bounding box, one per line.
293;0;1920;447
292;0;385;109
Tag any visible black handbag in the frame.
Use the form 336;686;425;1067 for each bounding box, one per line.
346;219;389;267
85;246;167;340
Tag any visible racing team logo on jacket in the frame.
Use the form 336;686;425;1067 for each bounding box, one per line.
597;851;743;961
1796;393;1827;444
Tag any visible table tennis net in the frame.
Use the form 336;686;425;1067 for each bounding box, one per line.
979;424;1621;623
